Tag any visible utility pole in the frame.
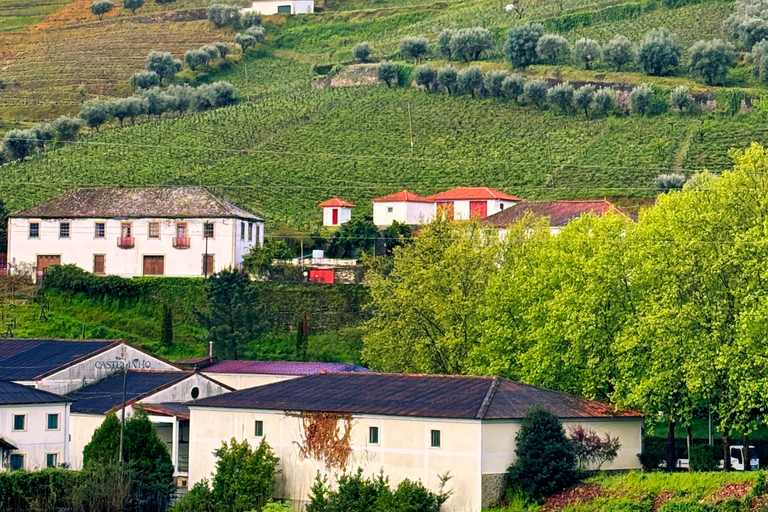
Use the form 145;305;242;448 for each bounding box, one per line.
118;356;128;463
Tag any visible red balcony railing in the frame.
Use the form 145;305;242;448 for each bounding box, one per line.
173;236;190;249
117;236;135;248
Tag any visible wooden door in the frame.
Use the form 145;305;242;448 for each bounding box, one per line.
93;254;105;275
469;201;488;219
37;255;61;274
143;255;164;276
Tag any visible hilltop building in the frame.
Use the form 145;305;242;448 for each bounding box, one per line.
319;198;354;227
428;187;519;221
371;190;435;227
8;187;264;279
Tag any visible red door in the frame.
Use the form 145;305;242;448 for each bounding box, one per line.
309;268;335;284
469;201;488;219
332;209;339;225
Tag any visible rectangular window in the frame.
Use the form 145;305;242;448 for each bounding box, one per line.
13;415;25;431
241;222;245;241
29;222;39;238
277;4;291;12
369;426;379;444
202;254;214;276
430;429;441;448
59;222;70;238
248;223;253;242
204;222;214;239
46;453;58;468
93;254;105;275
255;420;263;437
148;222;160;239
94;222;105;238
10;454;23;471
387;207;393;213
121;222;132;238
47;413;59;430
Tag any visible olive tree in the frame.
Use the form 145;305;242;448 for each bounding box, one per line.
536;33;570;64
206;3;240;27
352;42;372;62
145;51;182;84
670;85;694;112
130;70;159;91
214;41;233;58
437;65;458;94
603;34;634;71
573;38;601;70
724;0;768;50
638;27;681;76
185;49;208;70
111;97;142;126
246;25;266;42
377;60;398;87
630;84;654;115
688;39;735;85
235;33;257;51
52;115;83;140
3;130;36;161
91;0;113;20
501;74;525;102
241;11;261;27
749;40;768;83
457;66;483;97
449;27;494;62
123;0;144;14
547;81;574;114
79;98;113;130
437;29;456;58
166;84;198;114
414;64;437;91
504;22;544;69
523;78;548;106
28;122;54;150
574;84;596;117
654;173;687;193
483;70;507;97
593;87;615;116
401;36;429;62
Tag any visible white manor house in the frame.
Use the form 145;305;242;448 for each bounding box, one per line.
7;187;264;278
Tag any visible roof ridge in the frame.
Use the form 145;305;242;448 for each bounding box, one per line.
477;376;501;419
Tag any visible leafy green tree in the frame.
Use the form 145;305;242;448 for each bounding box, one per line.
669;85;693;112
362;219;501;374
501;74;525;102
185;48;209;70
140;88;170;118
202;45;220;63
111;97;143;127
574;84;595;117
414;64;438;91
724;0;768;50
352;42;372;62
401;36;429;62
508;406;576;499
91;0;113;20
749;40;768;83
235;33;257;51
437;29;456;58
212;438;279;512
448;27;494;62
214;41;233;58
306;474;330;512
52;115;83;140
83;412;121;464
504;23;544;69
131;70;160;91
207;3;240;28
79;98;113;130
169;480;215;512
603;34;634;71
482;70;507;98
3;129;36;161
377;61;398;87
330;217;379;258
536;33;570;64
30;122;55;150
688;39;735;85
437;65;458;94
380;220;412;256
593;87;615;116
123;0;144;14
246;25;266;42
145;51;182;85
547;81;574;114
637;27;681;76
160;304;173;347
573;38;601;70
198;268;265;360
243;239;293;276
457;66;483;97
166;84;198;114
241;11;261;27
629;84;653;115
523;78;548;106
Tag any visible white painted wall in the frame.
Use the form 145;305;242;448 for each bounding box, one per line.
69;413;108;470
241;0;314;14
488;199;517;216
373;202;435;227
201;372;298;390
36;344;178;395
322;207;353;227
441;199;518;220
1;403;70;470
8;217;264;279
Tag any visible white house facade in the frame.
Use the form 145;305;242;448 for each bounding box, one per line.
8;187;264;279
241;0;314;15
372;190;436;227
318;198;354;227
428;187;519;221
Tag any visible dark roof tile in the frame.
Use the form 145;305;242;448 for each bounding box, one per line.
0;381;71;405
0;339;119;381
68;370;191;414
481;200;630;228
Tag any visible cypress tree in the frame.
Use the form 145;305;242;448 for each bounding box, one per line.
161;304;173;347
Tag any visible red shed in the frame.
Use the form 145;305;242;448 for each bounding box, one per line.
309;268;335;284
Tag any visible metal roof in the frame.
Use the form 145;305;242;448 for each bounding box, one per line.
0;381;71;405
202;360;371;376
142;402;191;419
11;187;263;221
189;373;641;420
68;370;192;414
481;200;630;228
0;339;120;381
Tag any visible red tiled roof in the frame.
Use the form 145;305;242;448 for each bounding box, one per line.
372;190;434;203
190;373;643;420
481;200;630;228
428;187;520;201
202;360;371;376
319;198;355;208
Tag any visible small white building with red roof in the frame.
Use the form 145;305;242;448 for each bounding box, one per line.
319;198;355;227
372;190;436;227
427;187;519;221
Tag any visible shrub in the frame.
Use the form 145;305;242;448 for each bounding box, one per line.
146;51;182;84
414;65;438;91
536;33;570;64
235;33;257;51
91;0;113;19
246;25;266;42
568;425;621;471
501;74;525;102
574;84;596;117
448;27;494;62
504;23;544;69
507;406;576;499
169;480;215;512
185;49;209;70
603;34;634;71
630;84;654;115
378;61;398;87
53;115;83;140
749;39;768;83
638;27;681;76
547;81;574;113
669;85;693;112
483;70;507;97
401;36;429;62
352;42;373;62
123;0;144;14
241;11;261;27
131;70;160;90
457;66;484;97
207;3;240;28
437;65;458;94
523;78;548;106
689;444;719;471
573;38;601;70
654;173;687;192
3;129;36;161
689;39;735;85
212;438;280;512
437;29;456;58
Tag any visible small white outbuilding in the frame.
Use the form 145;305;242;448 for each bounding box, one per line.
318;197;355;227
240;0;314;15
372;190;436;227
